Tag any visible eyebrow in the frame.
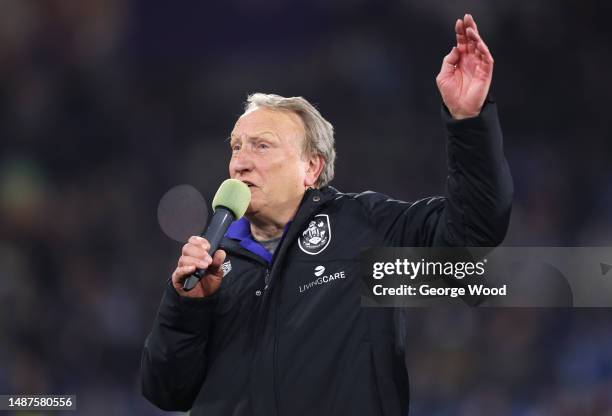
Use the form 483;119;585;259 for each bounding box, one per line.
229;131;278;143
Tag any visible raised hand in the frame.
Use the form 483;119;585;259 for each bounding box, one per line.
436;14;494;120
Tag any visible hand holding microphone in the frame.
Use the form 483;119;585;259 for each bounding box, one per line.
171;179;251;298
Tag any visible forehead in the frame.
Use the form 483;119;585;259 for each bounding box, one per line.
231;107;305;141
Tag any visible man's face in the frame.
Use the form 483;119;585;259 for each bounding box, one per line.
229;107;310;220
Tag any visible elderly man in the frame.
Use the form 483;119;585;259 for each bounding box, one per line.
141;14;512;416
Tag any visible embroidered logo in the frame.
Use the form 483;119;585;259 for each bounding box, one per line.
221;260;232;277
314;265;325;276
298;214;331;255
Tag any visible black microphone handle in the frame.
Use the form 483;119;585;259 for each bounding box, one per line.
183;207;235;291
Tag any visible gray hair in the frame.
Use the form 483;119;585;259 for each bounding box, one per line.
244;93;336;188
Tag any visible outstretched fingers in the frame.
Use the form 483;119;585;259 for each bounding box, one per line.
464;13;479;35
455;18;467;53
466;26;494;74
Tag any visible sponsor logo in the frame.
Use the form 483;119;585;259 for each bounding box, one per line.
299;265;346;293
221;260;232;277
298;214;331;255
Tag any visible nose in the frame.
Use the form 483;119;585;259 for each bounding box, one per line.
229;149;254;178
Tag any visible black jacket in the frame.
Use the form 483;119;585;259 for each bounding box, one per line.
141;101;513;415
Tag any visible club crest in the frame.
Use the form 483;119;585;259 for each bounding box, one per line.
298;214;331;255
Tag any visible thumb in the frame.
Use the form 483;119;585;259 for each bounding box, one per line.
208;249;227;277
437;47;460;80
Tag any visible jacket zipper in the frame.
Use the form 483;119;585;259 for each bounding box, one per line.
264;268;271;290
268;188;324;416
272;273;281;416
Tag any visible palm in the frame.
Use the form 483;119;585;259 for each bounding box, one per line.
436;14;493;120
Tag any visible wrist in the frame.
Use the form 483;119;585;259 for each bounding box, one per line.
449;108;480;120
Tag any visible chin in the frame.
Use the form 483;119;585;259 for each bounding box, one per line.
244;203;258;217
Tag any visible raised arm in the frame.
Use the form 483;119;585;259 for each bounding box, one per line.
358;14;512;248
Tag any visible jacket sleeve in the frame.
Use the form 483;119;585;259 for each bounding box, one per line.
140;280;218;411
357;99;513;247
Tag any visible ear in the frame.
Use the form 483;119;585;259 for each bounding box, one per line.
304;154;325;188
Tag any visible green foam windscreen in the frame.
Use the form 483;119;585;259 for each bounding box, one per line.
212;179;251;219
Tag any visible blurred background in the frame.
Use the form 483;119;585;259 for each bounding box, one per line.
1;0;612;415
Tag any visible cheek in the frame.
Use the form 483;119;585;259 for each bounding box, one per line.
279;164;306;191
228;157;237;175
260;152;305;191
274;158;299;175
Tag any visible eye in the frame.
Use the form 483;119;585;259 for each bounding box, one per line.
231;143;241;151
257;142;269;150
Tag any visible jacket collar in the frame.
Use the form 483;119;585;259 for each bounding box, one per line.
225;217;274;264
222;186;340;265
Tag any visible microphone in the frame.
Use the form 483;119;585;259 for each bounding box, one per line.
182;179;251;291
